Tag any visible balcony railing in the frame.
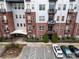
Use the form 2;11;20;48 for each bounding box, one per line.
27;20;32;24
48;30;55;34
49;0;57;2
6;0;24;3
26;0;31;2
66;20;71;24
28;30;32;33
26;9;31;13
2;20;8;24
70;0;75;2
48;9;57;13
48;20;56;24
68;9;74;13
0;9;6;13
64;30;70;34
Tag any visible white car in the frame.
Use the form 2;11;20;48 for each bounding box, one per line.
52;44;64;58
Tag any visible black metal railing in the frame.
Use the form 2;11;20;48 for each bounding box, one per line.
0;9;6;13
26;9;31;13
68;9;74;13
6;0;24;3
26;0;31;2
48;9;57;13
48;19;56;24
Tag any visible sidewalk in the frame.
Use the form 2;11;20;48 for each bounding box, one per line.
0;41;79;46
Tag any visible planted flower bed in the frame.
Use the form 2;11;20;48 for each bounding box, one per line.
1;44;25;58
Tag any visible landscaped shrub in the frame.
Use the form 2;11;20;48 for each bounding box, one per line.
0;37;6;42
5;44;22;50
51;33;59;42
42;33;49;43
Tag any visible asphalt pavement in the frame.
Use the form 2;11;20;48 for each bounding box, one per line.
20;45;79;59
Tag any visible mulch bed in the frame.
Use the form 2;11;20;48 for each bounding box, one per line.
1;44;25;58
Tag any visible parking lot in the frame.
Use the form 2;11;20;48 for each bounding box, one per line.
20;44;79;59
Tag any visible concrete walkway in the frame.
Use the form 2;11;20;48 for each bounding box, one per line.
0;42;79;46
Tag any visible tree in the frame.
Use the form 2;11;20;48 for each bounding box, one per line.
51;33;59;42
42;33;49;43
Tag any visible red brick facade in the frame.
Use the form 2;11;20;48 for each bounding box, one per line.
36;23;48;37
6;12;15;32
25;12;36;37
0;11;79;38
53;23;66;37
0;12;14;37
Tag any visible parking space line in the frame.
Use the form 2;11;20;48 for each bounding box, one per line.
34;48;36;59
44;47;46;59
28;47;32;59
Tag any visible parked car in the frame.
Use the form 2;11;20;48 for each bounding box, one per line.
52;44;63;58
68;45;79;57
60;45;72;58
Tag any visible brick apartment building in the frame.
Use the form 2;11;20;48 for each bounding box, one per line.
0;0;79;39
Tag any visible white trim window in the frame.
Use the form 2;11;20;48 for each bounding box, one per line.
26;4;30;9
39;16;45;21
39;26;45;31
39;4;45;10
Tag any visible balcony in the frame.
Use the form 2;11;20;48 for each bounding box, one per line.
6;0;24;3
64;30;70;34
70;0;75;2
48;9;57;14
48;31;52;34
48;20;56;24
28;30;32;33
68;9;75;13
2;20;8;24
2;16;8;24
27;20;32;24
49;0;57;2
26;9;31;14
66;20;71;24
48;30;55;34
0;9;6;13
26;0;31;2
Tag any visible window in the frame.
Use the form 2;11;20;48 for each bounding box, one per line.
40;35;43;39
62;16;64;21
32;4;34;9
14;4;17;9
28;25;32;30
74;4;77;9
0;4;4;9
20;23;22;27
58;4;61;10
57;16;59;21
69;4;73;9
39;4;45;10
67;15;71;20
26;4;30;9
18;3;20;9
15;6;17;9
22;4;24;9
17;23;19;27
24;23;25;27
39;16;45;21
19;15;21;18
23;15;25;18
16;15;18;18
63;4;66;10
39;26;44;31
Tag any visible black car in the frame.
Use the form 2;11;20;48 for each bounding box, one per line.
68;45;79;57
